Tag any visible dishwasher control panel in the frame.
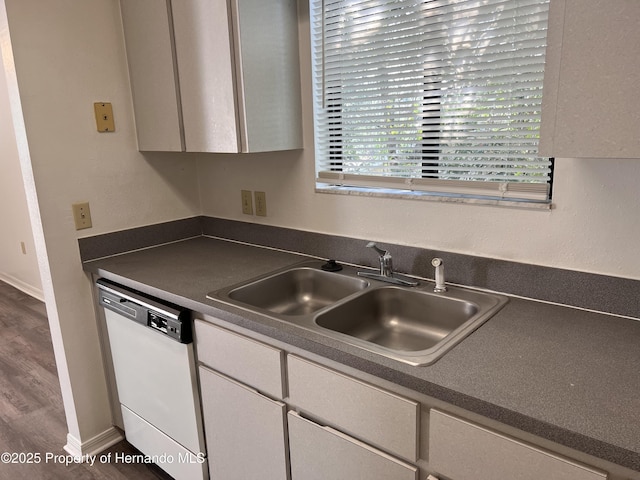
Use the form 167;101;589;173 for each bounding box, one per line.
97;279;192;344
148;311;188;343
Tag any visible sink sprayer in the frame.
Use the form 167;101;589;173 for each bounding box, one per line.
431;258;448;293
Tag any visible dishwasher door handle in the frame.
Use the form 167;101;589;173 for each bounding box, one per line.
99;290;145;324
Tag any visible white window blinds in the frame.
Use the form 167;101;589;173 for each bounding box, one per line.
311;0;552;203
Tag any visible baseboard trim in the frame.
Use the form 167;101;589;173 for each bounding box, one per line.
64;427;124;458
0;272;44;302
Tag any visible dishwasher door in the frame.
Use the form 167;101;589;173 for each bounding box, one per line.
99;280;207;480
105;308;205;454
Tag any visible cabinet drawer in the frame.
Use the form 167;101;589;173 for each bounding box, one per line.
429;410;607;480
287;355;418;461
288;411;417;480
194;319;284;398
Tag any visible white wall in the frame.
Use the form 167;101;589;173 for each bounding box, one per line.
197;0;640;282
0;57;41;298
1;0;199;454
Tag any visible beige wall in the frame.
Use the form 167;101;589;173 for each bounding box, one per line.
0;56;41;298
197;0;640;282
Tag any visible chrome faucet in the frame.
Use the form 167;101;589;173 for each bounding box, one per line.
357;242;418;286
367;242;393;277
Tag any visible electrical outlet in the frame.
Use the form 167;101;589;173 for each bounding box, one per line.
241;190;254;215
254;191;267;217
72;202;93;230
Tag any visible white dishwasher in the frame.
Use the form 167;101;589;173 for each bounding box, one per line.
97;279;208;480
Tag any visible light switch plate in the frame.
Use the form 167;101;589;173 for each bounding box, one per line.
94;102;115;132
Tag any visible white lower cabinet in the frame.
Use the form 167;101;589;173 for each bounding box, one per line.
429;410;608;480
198;366;289;480
287;355;419;461
194;319;285;399
288;411;418;480
193;319;613;480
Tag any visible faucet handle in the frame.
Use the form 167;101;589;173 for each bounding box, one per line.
366;241;389;258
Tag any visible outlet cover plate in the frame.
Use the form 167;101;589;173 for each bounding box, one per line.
241;190;254;215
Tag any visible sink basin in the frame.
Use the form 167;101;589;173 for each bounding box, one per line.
226;266;368;316
315;287;478;352
314;286;507;365
210;261;507;366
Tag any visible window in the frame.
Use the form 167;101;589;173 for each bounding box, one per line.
311;0;553;204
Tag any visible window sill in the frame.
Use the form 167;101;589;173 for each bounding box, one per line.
315;185;553;210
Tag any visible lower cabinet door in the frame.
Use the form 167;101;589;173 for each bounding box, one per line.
288;411;418;480
199;366;289;480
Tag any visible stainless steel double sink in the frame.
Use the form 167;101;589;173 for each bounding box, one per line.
208;261;508;366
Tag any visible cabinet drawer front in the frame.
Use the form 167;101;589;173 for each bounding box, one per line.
195;320;284;398
200;367;289;480
288;411;417;480
429;410;607;480
287;355;418;460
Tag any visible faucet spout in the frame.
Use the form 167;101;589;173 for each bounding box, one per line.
366;242;393;277
358;242;418;286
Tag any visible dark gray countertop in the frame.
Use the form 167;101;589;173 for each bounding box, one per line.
84;236;640;473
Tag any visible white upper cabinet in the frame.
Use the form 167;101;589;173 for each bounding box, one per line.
119;0;183;152
539;0;640;158
120;0;302;153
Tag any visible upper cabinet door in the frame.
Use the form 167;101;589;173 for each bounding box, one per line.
120;0;183;152
539;0;640;158
120;0;302;153
232;0;303;152
171;0;240;153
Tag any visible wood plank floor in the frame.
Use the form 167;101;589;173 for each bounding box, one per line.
0;280;173;479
